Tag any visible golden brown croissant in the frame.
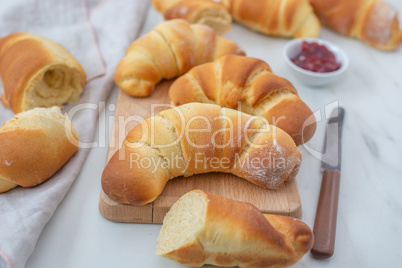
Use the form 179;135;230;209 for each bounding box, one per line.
114;19;244;97
157;190;314;268
169;55;316;146
152;0;182;13
0;107;79;193
101;103;301;206
309;0;402;50
0;33;86;114
220;0;321;38
153;0;232;35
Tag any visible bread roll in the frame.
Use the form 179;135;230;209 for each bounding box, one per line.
154;0;232;35
0;106;79;193
101;103;301;206
152;0;182;13
157;190;314;268
221;0;321;38
114;19;244;97
0;33;86;114
309;0;402;50
169;55;316;146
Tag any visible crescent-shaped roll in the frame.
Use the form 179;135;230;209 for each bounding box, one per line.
152;0;183;13
153;0;232;35
221;0;321;38
101;103;301;206
0;33;86;114
169;55;316;146
157;190;314;268
0;106;79;193
309;0;402;50
114;19;244;97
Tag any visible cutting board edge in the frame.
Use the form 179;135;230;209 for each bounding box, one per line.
98;179;303;224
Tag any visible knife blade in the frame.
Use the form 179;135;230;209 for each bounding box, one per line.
310;107;345;259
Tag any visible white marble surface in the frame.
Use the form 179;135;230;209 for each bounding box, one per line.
25;3;402;268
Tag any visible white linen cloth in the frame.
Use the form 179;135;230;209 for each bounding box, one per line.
0;0;150;267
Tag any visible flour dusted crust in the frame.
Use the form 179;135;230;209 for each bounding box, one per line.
101;103;301;206
157;190;314;268
0;33;86;114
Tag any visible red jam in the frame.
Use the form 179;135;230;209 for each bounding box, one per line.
291;41;341;73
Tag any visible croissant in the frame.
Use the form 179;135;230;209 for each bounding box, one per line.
0;107;79;193
0;33;86;114
220;0;321;38
157;190;314;268
152;0;182;13
169;55;316;146
152;0;232;35
114;19;244;97
101;103;301;206
309;0;402;50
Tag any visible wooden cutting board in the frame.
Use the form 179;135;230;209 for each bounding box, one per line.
98;80;302;224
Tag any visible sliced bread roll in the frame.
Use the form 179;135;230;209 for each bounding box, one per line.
0;33;86;114
157;190;314;268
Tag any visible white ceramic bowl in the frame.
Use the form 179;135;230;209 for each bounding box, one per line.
283;38;349;87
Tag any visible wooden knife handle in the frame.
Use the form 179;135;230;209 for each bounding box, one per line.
311;169;341;259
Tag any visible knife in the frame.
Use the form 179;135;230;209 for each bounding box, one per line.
310;107;345;259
